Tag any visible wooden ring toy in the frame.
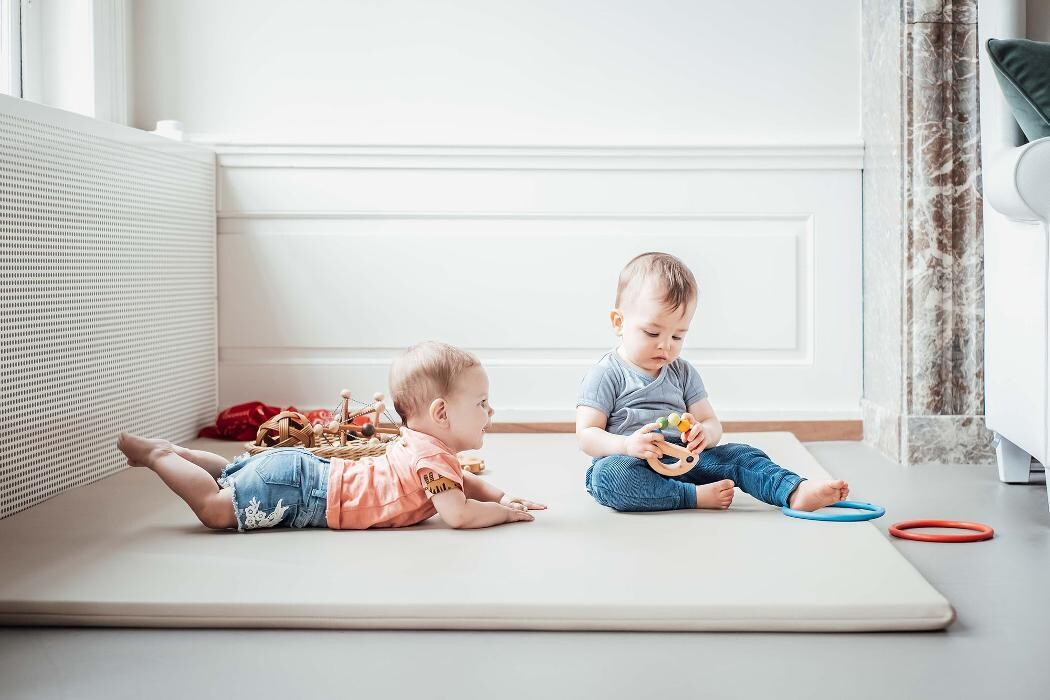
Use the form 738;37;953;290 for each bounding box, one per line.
644;413;702;477
646;441;699;477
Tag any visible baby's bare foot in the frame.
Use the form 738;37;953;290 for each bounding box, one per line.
787;479;849;512
116;433;174;469
696;479;735;509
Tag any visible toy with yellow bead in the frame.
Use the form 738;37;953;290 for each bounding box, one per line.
644;411;702;477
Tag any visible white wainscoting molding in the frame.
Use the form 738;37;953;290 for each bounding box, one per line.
203;139;863;422
194;138;864;174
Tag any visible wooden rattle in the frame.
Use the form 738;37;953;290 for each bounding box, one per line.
645;412;699;477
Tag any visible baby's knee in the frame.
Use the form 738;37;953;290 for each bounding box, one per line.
592;461;621;495
590;456;643;489
589;458;654;511
197;498;236;530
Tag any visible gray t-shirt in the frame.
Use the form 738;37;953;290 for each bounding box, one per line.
576;350;708;436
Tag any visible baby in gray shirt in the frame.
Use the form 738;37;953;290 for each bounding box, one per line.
575;252;849;513
578;350;708;438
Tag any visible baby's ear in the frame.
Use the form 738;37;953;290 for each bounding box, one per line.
609;309;623;335
429;398;449;425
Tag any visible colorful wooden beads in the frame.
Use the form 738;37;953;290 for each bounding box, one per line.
659;412;692;434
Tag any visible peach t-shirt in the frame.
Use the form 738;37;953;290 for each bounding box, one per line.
325;427;464;529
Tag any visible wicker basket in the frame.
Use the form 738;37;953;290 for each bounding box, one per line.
244;392;400;460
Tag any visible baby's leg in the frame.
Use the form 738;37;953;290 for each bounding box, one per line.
686;443;847;511
172;445;230;479
684;443;800;507
117;434;236;529
588;454;717;511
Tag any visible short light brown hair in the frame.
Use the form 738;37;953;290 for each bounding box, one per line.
615;252;698;311
389;341;481;423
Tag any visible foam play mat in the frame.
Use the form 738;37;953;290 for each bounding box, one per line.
0;433;953;631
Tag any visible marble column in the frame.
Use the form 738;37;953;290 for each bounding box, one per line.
862;0;993;464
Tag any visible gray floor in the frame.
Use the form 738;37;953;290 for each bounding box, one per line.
2;440;1049;699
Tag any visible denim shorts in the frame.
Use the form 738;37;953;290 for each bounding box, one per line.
218;448;331;532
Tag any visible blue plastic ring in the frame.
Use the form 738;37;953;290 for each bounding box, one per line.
781;500;886;522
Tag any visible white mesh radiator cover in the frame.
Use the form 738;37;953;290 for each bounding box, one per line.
0;96;216;519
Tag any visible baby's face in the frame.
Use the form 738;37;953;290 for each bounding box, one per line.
444;365;494;452
613;282;695;376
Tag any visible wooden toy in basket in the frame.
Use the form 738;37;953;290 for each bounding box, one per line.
246;390;401;459
459;456;485;474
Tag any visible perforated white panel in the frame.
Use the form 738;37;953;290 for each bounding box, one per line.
0;96;216;519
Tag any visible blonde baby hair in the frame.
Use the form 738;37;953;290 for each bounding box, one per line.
389;341;481;423
615;251;698;312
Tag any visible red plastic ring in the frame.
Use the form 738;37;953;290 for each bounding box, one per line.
889;519;994;543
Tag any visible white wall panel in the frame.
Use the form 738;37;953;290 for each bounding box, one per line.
130;0;865;422
213;145;861;421
219;219;801;350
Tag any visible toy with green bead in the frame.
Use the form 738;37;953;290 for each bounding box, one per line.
656;412;693;436
645;411;699;477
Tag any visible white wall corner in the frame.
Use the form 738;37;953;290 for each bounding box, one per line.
0;0;21;97
92;0;129;125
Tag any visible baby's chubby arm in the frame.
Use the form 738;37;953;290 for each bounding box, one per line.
576;406;665;460
463;472;547;511
430;485;535;529
462;471;504;502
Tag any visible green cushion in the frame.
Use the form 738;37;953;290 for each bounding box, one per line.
987;38;1050;142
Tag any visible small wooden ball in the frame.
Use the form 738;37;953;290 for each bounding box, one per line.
656;416;669;429
359;422;376;438
668;412;682;427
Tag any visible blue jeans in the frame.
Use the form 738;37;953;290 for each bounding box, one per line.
219;448;330;532
585;442;803;512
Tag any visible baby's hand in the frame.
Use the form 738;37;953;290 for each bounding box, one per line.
681;413;709;453
624;423;665;460
500;503;535;524
499;494;547;511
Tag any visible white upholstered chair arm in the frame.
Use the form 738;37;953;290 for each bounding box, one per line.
985;137;1050;223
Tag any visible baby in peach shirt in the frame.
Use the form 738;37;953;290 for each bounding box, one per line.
117;341;545;531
